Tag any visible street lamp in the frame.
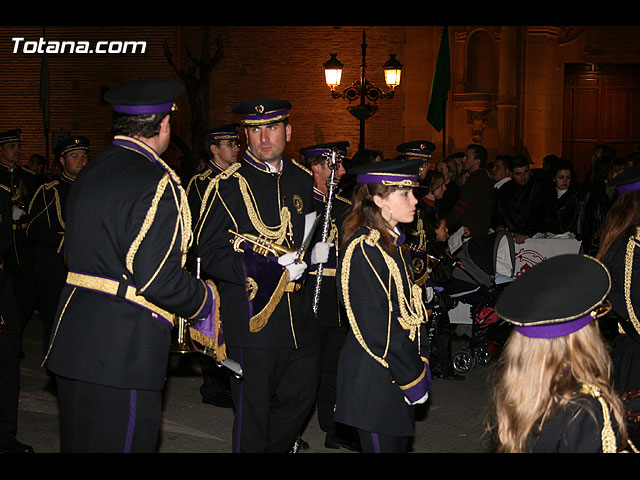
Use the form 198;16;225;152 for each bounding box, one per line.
323;29;402;150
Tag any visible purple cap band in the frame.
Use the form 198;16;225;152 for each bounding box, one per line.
304;148;331;158
514;313;594;338
113;102;175;115
615;180;640;194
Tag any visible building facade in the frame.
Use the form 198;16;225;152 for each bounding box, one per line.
1;25;639;183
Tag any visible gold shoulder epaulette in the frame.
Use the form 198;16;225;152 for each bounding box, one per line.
290;159;313;176
196;168;213;181
0;184;10;193
218;161;242;180
43;179;60;190
364;228;380;247
335;193;352;205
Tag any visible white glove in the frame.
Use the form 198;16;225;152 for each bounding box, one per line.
310;241;333;265
425;286;434;303
12;205;25;221
404;390;429;405
278;251;307;282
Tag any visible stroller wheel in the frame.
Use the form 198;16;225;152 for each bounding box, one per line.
475;346;492;365
452;350;475;374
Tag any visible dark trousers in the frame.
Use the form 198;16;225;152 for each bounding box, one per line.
0;272;20;445
56;376;162;453
357;429;410;453
228;341;321;453
35;261;66;358
4;235;38;332
317;325;348;435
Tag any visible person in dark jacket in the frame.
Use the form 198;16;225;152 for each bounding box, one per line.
492;155;548;243
27;136;89;358
542;159;581;235
489;254;635;453
446;144;495;238
194;98;322;453
577;154;617;255
596;164;640;446
43;78;220;453
299;141;360;451
0;129;40;335
336;158;431;453
0;182;33;453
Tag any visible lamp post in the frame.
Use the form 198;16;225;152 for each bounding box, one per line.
323;29;402;151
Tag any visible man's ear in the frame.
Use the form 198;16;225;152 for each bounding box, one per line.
160;114;171;133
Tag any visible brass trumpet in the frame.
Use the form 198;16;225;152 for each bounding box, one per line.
169;257;243;378
404;242;441;265
169;315;197;354
229;229;297;257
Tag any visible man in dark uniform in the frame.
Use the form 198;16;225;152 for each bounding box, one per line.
42;78;220;453
194;98;322;453
27;135;89;358
299;141;361;451
0;180;33;453
396;140;436;186
186;124;241;409
186;123;241;222
0;129;39;335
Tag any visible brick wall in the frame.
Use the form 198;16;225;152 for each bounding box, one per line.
1;25;407;180
3;25;639;182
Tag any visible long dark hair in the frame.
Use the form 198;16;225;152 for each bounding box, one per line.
341;182;400;254
596;190;640;261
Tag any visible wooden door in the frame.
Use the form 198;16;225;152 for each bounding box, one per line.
563;63;640;184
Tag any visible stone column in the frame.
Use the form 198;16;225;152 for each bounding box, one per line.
496;26;518;155
522;26;564;166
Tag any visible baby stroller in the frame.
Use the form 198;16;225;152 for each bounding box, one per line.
444;230;516;374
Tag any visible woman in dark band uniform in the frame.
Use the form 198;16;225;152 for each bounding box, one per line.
335;159;431;453
489;254;635;453
596;164;640;445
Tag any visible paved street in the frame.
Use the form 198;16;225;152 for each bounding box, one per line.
14;312;495;454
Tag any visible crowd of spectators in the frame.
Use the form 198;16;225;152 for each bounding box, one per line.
419;143;640;253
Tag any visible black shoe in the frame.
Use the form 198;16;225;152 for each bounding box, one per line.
202;391;234;408
0;438;34;453
289;436;310;453
324;435;361;452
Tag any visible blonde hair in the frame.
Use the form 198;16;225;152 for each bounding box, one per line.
487;321;628;452
437;156;459;184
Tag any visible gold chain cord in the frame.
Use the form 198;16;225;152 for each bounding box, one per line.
237;174;291;244
580;383;640;453
197;163;292;247
623;227;640;336
341;229;428;368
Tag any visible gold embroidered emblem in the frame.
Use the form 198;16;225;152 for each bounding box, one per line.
246;277;258;301
292;194;303;214
412;257;425;275
255;104;265;115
